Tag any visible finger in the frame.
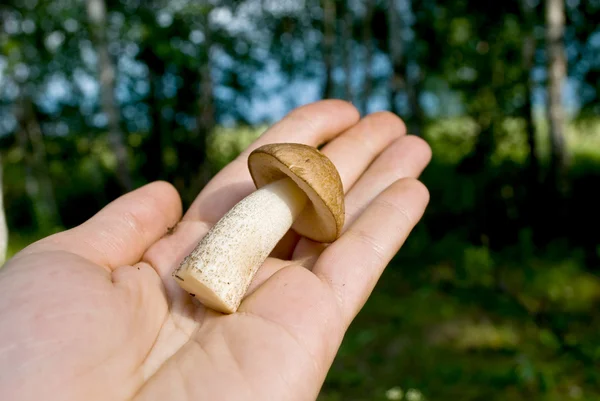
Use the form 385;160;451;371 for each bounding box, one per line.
312;178;430;327
184;100;360;223
342;135;431;228
292;134;431;263
22;181;183;272
241;251;325;299
319;111;407;192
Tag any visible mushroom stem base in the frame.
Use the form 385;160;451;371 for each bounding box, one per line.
173;177;308;313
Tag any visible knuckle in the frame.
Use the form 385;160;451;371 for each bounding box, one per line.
286;108;319;134
374;197;413;227
346;229;386;266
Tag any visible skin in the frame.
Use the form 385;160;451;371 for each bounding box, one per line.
0;100;432;401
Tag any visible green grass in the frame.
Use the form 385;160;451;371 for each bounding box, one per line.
318;233;600;401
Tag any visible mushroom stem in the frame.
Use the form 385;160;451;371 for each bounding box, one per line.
173;177;308;313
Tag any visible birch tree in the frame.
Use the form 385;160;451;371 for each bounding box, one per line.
86;0;133;192
546;0;569;190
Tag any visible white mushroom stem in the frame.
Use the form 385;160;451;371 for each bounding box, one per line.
173;177;308;313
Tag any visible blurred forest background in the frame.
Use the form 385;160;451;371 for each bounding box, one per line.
1;0;600;399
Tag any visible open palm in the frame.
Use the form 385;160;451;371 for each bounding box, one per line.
0;101;431;401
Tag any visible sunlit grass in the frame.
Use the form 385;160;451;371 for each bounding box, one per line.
423;115;600;168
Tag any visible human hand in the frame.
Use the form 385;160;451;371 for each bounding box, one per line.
0;100;431;401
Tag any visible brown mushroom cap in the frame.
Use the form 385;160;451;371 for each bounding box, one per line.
248;143;345;243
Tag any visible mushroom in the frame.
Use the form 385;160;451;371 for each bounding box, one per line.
172;143;345;314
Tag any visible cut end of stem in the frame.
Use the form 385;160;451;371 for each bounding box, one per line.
172;177;308;313
174;267;239;313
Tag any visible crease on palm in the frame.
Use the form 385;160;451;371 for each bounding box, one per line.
134;219;317;381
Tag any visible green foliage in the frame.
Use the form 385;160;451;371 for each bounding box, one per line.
206;125;265;172
423;117;478;164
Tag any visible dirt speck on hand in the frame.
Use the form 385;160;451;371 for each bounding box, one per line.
166;224;177;236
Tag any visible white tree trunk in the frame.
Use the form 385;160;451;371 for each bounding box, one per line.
86;0;132;192
546;0;569;185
